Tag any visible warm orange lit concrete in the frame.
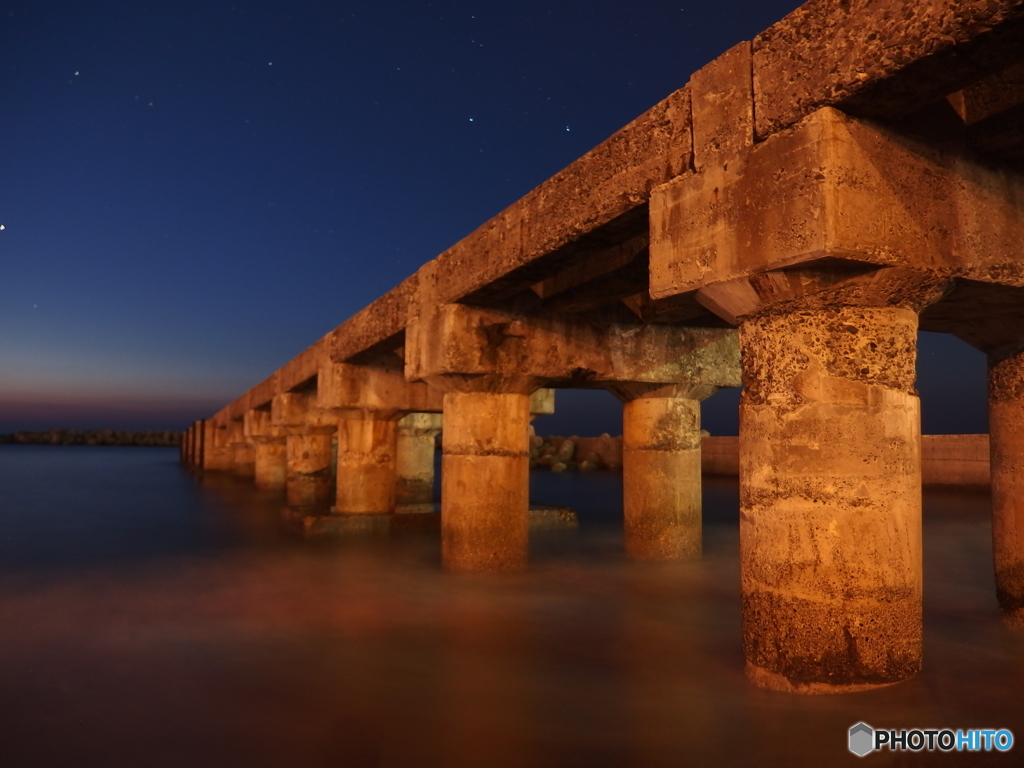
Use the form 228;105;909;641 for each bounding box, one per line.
286;430;335;507
441;391;531;573
254;438;286;490
229;420;256;478
396;412;442;511
202;420;233;472
989;348;1024;628
335;412;400;514
246;409;286;490
739;306;923;693
622;393;702;561
198;2;1024;696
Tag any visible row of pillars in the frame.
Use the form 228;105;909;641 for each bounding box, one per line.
182;410;443;512
181;301;1024;695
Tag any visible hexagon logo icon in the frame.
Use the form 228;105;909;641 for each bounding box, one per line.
849;722;874;757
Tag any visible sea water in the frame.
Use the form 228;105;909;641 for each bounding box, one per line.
1;445;1022;767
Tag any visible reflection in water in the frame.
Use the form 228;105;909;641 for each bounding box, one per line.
1;446;1022;766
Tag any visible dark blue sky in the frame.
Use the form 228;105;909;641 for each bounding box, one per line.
0;0;989;435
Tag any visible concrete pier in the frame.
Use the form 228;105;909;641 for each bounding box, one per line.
271;393;337;508
396;412;442;511
622;392;703;561
989;347;1024;627
229;420;256;478
441;390;531;573
738;307;923;693
194;1;1024;693
335;412;400;514
286;430;334;507
246;409;286;491
202;420;233;472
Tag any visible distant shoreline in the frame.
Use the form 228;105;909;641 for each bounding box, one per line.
0;429;182;447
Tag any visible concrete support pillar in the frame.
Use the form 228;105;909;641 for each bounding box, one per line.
441;391;530;573
335;412;400;514
286;428;335;507
622;392;702;560
738;306;922;693
988;347;1024;627
229;420;255;478
396;412;443;510
193;420;205;468
254;437;287;490
202;420;234;471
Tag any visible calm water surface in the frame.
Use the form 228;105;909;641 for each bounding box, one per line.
1;445;1022;767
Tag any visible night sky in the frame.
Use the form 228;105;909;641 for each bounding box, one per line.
0;0;989;436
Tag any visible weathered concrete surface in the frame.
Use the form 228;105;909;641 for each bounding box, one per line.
650;108;1024;301
739;306;923;693
690;41;753;169
246;409;286;490
752;0;1024;138
622;394;702;561
395;412;442;511
202;420;233;472
269;392;337;507
407;302;740;394
989;347;1024;627
334;412;400;514
228;420;255;478
441;391;531;573
285;431;334;507
319;358;443;415
702;434;991;485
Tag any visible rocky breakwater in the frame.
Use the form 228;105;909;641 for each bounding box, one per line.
0;429;182;447
530;433;623;472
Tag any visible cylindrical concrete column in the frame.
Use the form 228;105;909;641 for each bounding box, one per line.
254;437;287;490
286;428;335;507
396;413;443;510
203;421;234;471
989;347;1024;627
232;444;256;478
335;414;399;513
622;395;702;560
441;391;530;573
739;306;922;693
196;420;206;469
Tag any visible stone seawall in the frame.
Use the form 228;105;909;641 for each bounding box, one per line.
0;429;182;447
535;434;991;487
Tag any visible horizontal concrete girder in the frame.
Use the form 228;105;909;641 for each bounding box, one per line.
650;107;1024;302
406;303;739;397
318;357;444;417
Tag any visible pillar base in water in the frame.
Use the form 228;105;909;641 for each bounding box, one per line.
622;395;702;561
988;348;1024;630
739;307;923;692
744;662;902;695
441;391;530;573
286;431;334;508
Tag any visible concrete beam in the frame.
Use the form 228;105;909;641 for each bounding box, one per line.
650;107;1024;303
406;303;739;396
753;0;1024;138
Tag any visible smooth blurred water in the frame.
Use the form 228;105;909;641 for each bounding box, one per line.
1;445;1022;767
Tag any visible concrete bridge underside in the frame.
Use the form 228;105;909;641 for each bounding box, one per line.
183;0;1024;694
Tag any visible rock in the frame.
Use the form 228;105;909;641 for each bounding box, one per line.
550;462;567;472
554;439;574;463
